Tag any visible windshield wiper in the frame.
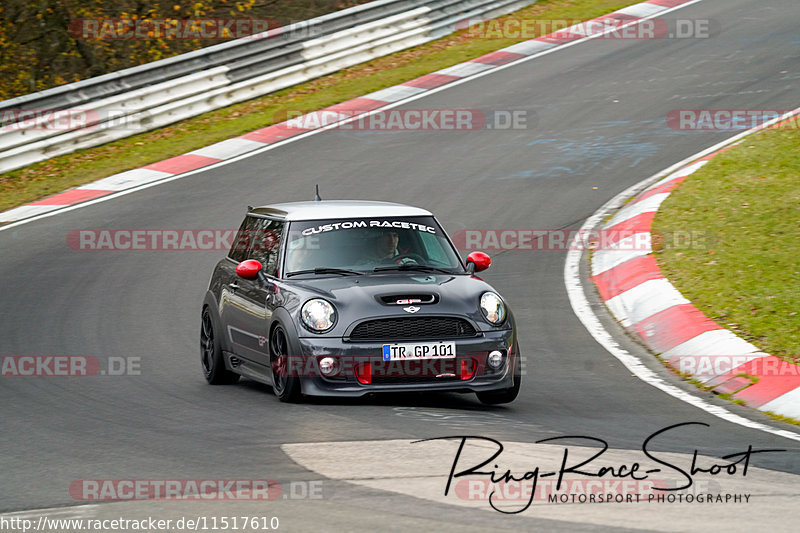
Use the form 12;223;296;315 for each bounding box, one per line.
286;267;363;277
373;264;456;274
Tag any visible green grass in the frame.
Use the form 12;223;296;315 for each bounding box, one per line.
0;0;639;212
653;126;800;363
764;410;800;427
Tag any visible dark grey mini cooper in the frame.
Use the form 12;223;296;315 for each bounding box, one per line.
201;200;520;404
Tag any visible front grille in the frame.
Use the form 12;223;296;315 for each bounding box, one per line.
349;317;478;341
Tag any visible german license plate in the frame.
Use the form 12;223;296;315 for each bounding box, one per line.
382;342;456;361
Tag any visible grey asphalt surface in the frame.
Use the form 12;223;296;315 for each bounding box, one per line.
1;0;800;529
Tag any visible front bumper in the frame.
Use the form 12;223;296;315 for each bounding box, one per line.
292;329;517;397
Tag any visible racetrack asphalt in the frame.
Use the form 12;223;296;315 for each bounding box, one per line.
1;0;799;529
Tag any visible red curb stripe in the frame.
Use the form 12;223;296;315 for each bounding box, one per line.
647;0;695;7
771;116;798;129
698;145;735;161
144;154;221;174
29;189;113;206
633;304;723;354
592;254;664;301
241;123;310;144
403;74;461;89
634;176;685;203
535;33;584;45
324;98;387;113
603;211;657;246
471;51;527;66
722;357;800;407
594;13;641;24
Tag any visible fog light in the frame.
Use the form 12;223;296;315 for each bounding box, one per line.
319;357;337;376
488;350;504;369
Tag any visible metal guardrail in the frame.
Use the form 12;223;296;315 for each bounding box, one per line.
0;0;536;174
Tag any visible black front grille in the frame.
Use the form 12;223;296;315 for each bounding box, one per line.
349;317;478;341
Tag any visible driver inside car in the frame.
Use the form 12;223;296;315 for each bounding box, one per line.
359;229;417;265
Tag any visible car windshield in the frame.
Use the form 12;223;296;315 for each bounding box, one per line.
284;217;464;276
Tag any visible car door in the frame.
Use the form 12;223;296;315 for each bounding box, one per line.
221;215;285;367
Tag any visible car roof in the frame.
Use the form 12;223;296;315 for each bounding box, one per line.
249;200;433;221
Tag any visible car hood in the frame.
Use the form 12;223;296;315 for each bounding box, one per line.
288;273;506;335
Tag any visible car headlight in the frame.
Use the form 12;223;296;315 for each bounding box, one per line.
480;292;506;325
301;299;337;332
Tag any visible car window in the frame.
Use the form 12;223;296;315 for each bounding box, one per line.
418;231;451;264
284;217;463;274
250;218;284;277
228;216;258;263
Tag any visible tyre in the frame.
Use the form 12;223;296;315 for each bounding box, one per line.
476;352;521;405
270;324;302;403
201;307;240;385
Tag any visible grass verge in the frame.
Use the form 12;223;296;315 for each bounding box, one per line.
653;126;800;363
0;0;640;213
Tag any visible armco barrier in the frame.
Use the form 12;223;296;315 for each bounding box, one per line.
0;0;535;173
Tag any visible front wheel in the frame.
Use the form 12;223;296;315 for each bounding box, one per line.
476;353;521;405
201;308;239;385
270;324;302;403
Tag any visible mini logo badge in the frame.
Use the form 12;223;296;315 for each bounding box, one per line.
403;306;421;314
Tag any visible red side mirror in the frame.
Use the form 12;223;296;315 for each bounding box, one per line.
467;251;491;273
236;259;263;280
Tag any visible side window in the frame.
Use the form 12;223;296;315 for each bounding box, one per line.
250;218;284;277
228;216;258;263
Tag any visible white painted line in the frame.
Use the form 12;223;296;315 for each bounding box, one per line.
591;233;652;275
604;193;670;228
760;388;800;420
0;204;63;222
75;168;172;192
0;0;710;231
605;278;690;327
651;160;709;188
617;3;665;18
502;40;556;55
2;504;96;518
435;62;495;77
189;138;268;160
565;106;800;442
364;85;426;102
